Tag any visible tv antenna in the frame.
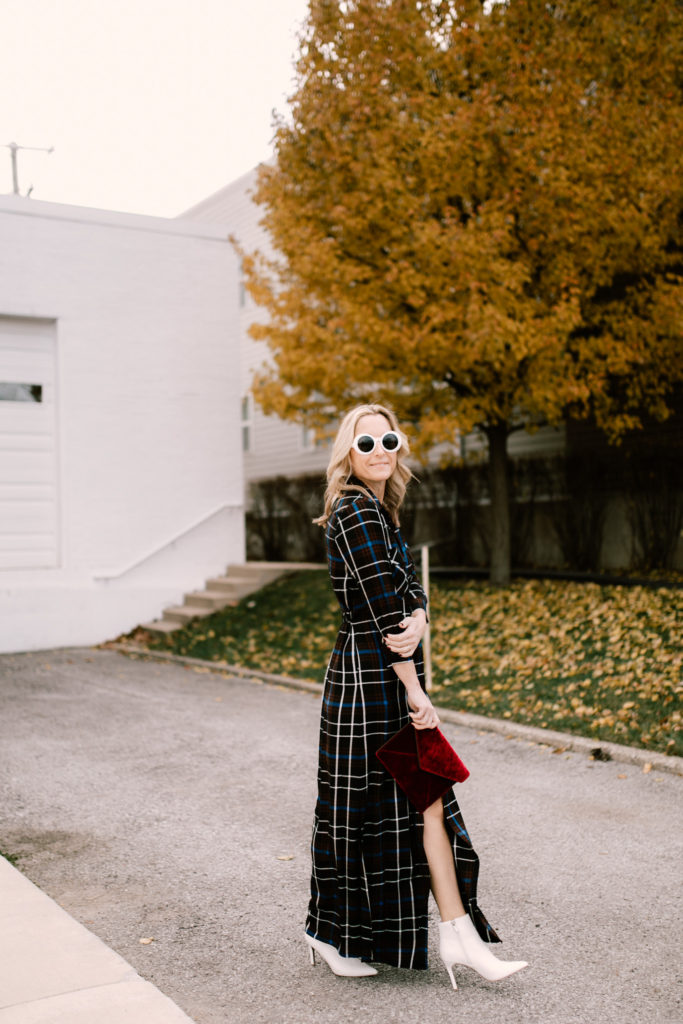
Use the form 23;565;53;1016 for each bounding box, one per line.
3;141;54;197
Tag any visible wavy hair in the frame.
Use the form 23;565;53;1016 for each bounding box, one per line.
314;404;413;527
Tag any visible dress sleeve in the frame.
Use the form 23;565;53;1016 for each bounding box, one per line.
332;497;415;665
401;538;429;620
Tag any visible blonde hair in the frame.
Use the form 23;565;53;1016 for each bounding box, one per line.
314;404;413;527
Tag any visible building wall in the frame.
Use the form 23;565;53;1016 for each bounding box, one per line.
183;170;334;485
0;316;60;569
0;194;244;653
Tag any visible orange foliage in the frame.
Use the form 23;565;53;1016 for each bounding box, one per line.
240;0;682;454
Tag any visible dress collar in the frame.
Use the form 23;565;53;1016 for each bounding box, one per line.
341;479;407;550
344;476;398;529
345;474;381;501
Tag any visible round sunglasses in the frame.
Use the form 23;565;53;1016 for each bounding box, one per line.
351;430;402;455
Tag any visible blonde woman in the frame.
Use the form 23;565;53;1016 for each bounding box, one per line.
304;404;528;988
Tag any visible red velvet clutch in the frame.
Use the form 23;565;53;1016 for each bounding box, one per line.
376;724;469;813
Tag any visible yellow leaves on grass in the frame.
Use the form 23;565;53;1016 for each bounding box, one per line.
431;580;682;755
152;571;680;756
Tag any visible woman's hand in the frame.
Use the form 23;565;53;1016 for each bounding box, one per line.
384;609;427;659
406;686;440;731
391;659;438;731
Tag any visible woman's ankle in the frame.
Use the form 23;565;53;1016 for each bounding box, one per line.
440;911;467;924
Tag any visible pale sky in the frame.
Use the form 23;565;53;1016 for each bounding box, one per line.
1;0;311;217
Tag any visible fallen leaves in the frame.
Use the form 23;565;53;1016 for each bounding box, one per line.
430;580;682;756
136;572;682;757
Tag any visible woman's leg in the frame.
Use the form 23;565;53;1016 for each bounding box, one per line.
422;797;466;921
423;798;528;987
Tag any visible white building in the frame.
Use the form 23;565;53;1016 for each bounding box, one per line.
182;168;335;484
0;194;244;653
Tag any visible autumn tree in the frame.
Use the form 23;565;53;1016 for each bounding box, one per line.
239;0;683;584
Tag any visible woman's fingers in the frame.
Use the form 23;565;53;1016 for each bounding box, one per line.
384;616;425;659
386;620;422;645
409;706;440;730
385;638;417;655
384;633;418;655
411;717;439;730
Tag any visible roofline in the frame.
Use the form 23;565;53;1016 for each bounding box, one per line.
0;193;230;242
179;160;274;218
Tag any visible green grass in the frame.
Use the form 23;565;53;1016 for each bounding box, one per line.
429;579;681;756
133;572;339;679
126;572;683;757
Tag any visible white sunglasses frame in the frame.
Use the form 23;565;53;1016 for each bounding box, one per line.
351;430;402;456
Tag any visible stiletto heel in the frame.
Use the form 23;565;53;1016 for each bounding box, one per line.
304;933;377;977
439;915;528;986
309;945;316;966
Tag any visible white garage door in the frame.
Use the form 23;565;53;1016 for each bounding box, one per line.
0;317;59;569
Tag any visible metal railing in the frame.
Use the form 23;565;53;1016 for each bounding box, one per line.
420;543;433;691
411;533;461;691
93;502;243;581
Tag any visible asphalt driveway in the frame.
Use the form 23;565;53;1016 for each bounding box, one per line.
0;647;680;1024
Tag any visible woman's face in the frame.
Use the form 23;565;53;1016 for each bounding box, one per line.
349;413;398;490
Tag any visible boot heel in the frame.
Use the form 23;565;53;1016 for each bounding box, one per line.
438;916;528;985
445;963;458;990
304;933;377;977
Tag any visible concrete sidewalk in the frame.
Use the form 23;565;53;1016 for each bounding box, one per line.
0;855;194;1023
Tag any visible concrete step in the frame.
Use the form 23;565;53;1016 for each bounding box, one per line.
183;589;238;611
139;619;179;635
139;562;326;637
206;576;263;599
227;561;325;577
162;605;210;625
225;564;289;585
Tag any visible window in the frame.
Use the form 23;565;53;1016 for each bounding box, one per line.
302;424;331;451
0;382;42;402
241;394;252;452
301;424;315;451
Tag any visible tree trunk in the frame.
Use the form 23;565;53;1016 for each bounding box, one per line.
486;423;511;586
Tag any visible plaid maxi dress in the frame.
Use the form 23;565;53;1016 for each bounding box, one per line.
305;479;500;969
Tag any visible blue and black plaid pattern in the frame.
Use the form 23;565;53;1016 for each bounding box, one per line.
305;481;500;969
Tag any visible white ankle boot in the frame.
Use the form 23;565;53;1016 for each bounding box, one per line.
305;933;378;977
438;914;528;989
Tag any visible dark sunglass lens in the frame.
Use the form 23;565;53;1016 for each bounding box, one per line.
382;432;399;451
357;435;375;454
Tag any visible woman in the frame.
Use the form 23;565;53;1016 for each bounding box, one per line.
304;404;528;989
